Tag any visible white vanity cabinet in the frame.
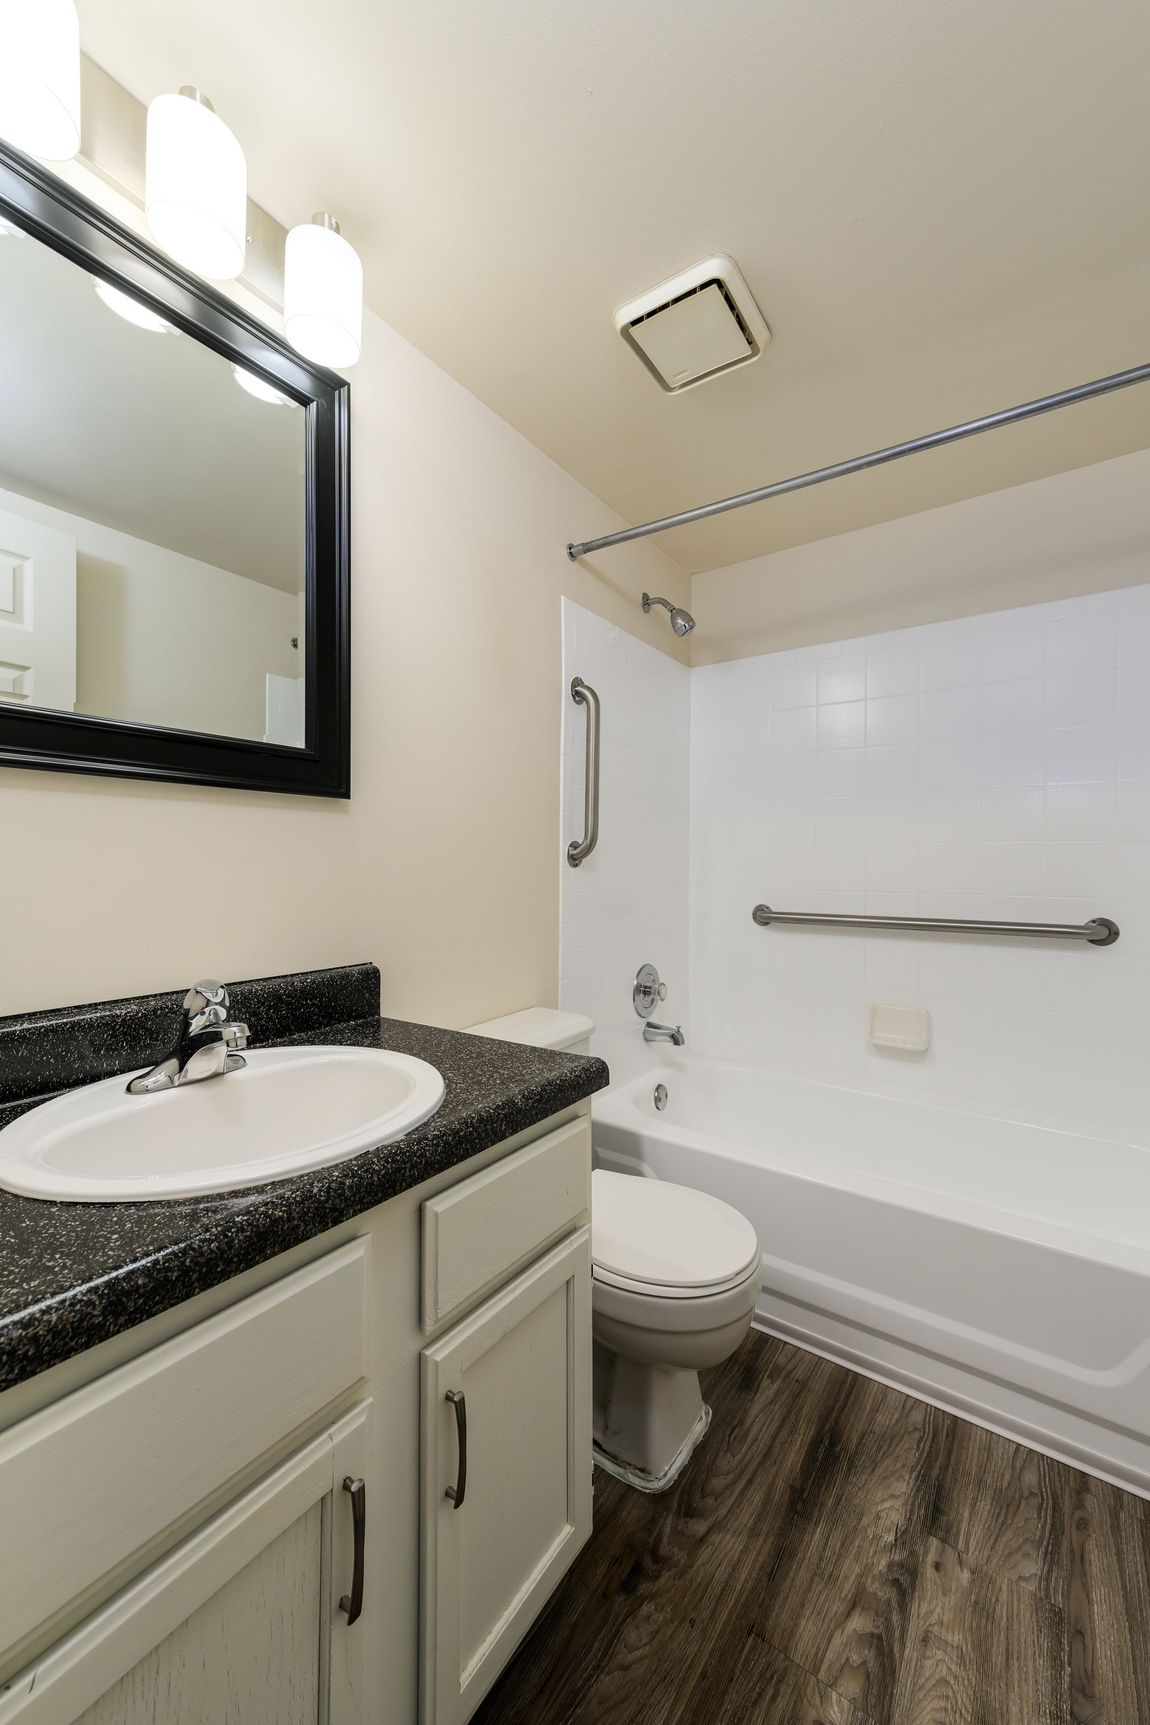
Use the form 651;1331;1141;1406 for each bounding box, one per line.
0;1241;372;1725
0;1106;593;1725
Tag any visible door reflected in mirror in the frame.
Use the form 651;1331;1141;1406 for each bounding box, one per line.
0;224;307;746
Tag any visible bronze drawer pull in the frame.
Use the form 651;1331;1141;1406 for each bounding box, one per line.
339;1476;366;1625
445;1389;467;1509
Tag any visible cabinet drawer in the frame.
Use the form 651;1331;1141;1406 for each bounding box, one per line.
0;1238;367;1666
421;1118;590;1331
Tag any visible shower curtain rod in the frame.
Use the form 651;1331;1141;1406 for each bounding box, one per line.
565;359;1150;561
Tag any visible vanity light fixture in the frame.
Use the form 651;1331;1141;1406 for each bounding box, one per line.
0;0;81;161
232;363;291;406
284;213;363;369
145;87;247;281
93;277;171;334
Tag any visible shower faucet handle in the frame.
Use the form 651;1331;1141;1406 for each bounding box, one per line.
633;963;668;1019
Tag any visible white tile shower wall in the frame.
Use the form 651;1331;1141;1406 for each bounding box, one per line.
560;600;690;1086
690;584;1150;1142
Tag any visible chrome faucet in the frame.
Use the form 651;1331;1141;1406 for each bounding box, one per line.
643;1021;686;1047
126;980;250;1095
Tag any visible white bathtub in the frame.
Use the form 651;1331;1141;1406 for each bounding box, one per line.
593;1055;1150;1496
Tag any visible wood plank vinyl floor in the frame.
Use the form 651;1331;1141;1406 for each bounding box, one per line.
471;1333;1150;1725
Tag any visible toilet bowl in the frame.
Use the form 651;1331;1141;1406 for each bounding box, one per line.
591;1169;760;1492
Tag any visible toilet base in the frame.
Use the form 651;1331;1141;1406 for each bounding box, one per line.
592;1342;713;1492
594;1402;712;1494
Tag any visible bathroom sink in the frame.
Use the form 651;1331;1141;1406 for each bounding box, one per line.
0;1045;445;1203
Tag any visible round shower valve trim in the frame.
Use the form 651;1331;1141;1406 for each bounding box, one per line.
633;963;668;1019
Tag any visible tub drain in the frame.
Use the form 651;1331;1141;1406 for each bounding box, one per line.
653;1083;668;1111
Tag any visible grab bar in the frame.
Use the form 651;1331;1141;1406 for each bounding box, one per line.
567;677;601;867
752;905;1119;945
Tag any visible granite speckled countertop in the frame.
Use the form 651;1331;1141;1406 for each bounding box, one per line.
0;966;608;1394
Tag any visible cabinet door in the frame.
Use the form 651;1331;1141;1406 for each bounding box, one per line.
420;1229;591;1725
1;1405;370;1725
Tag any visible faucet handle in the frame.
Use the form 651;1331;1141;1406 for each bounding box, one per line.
183;979;230;1035
223;1022;250;1051
633;963;670;1019
186;979;228;1009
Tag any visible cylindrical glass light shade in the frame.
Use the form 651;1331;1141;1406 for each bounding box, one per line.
145;88;246;280
284;214;363;368
0;0;81;161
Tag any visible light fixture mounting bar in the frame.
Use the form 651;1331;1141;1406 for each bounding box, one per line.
566;359;1150;560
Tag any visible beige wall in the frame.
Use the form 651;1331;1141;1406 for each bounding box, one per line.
690;448;1150;663
0;483;298;741
75;542;299;743
0;301;688;1019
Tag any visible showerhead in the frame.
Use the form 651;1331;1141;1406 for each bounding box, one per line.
642;592;696;637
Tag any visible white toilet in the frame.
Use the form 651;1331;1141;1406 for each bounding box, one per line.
590;1170;760;1490
468;1006;761;1493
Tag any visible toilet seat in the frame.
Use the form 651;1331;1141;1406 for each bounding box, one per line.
592;1259;760;1299
591;1169;760;1299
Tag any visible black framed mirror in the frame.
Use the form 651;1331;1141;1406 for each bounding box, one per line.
0;141;350;798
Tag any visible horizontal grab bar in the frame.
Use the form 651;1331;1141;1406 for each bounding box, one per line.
751;905;1120;945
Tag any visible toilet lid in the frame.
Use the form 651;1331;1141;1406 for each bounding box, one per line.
591;1169;760;1293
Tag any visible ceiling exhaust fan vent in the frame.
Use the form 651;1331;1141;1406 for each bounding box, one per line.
615;256;770;394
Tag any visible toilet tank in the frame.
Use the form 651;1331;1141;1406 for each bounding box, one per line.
466;1007;595;1058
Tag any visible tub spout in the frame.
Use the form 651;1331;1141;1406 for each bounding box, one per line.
643;1021;685;1047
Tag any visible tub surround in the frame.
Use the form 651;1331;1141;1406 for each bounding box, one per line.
691;580;1150;1142
0;963;608;1393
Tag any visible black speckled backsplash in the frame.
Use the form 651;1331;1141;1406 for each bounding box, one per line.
0;963;381;1107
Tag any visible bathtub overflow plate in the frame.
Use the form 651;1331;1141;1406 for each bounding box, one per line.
653;1083;668;1111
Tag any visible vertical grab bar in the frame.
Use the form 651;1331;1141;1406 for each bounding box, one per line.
566;677;601;867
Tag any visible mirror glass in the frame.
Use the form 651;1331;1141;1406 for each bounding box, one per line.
0;219;307;746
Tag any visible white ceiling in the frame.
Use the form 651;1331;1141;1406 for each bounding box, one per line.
0;230;305;590
77;0;1150;575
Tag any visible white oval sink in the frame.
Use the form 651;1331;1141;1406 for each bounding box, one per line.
0;1045;445;1203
